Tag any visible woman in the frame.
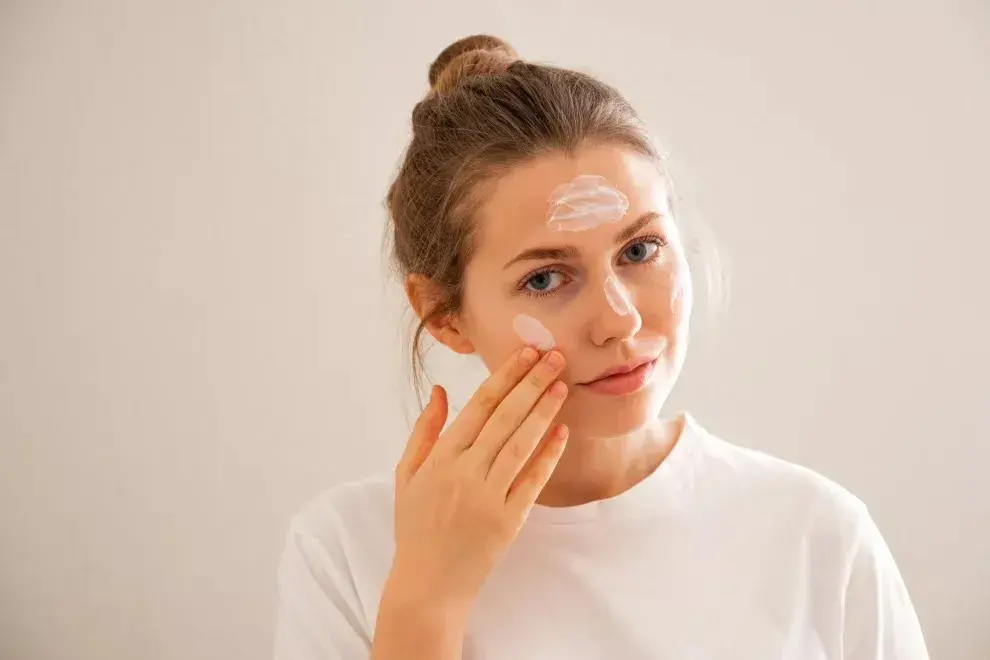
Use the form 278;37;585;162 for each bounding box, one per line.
274;35;928;659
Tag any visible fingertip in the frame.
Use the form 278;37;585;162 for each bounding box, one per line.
543;425;568;460
519;346;540;366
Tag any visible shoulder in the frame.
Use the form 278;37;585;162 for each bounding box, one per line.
289;472;395;537
274;475;396;656
687;419;928;655
687;416;870;545
281;472;396;575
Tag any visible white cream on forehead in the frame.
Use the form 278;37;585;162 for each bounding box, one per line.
512;314;555;351
546;174;629;231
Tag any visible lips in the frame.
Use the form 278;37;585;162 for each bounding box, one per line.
578;359;658;396
581;357;657;385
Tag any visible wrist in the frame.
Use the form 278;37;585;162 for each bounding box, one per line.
380;565;475;623
373;573;472;660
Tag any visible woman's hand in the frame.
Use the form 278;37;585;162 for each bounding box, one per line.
387;346;569;611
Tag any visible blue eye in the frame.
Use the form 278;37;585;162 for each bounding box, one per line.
622;240;659;264
523;270;565;295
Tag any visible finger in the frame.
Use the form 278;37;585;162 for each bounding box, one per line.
464;349;565;469
505;423;562;495
409;385;448;474
435;346;541;455
396;386;448;489
506;424;568;513
486;380;567;492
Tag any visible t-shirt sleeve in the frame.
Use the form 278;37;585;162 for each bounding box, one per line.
273;521;373;660
841;507;929;660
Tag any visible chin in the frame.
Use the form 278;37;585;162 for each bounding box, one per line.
562;379;673;439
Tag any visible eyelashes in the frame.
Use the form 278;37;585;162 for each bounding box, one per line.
518;233;668;298
520;266;565;298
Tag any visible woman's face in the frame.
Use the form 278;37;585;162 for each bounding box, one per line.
456;144;692;439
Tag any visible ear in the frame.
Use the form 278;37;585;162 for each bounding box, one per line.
405;274;476;355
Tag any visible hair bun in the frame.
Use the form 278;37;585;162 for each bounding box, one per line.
428;35;518;93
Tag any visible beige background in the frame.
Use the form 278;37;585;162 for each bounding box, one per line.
2;1;988;659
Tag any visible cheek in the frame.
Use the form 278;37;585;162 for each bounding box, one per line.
460;276;525;361
666;265;692;315
636;259;693;329
670;261;694;319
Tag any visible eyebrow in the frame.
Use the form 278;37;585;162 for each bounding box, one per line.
502;211;661;270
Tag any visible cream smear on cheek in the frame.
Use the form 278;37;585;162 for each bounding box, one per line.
512;314;556;351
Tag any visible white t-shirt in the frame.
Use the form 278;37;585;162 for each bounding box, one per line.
273;414;929;659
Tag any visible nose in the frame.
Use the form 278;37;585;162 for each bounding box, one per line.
588;273;642;347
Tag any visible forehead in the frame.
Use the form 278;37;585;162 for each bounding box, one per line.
475;144;667;252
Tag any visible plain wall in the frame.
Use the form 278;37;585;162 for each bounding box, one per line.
1;1;988;658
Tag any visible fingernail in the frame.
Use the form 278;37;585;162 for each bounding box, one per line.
546;350;564;370
550;381;568;399
519;346;539;365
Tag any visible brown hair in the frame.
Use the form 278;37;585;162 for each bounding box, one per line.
386;35;663;393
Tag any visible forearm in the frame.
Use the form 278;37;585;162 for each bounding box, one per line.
371;580;470;660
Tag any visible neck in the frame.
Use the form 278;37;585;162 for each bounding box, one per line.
536;412;685;507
